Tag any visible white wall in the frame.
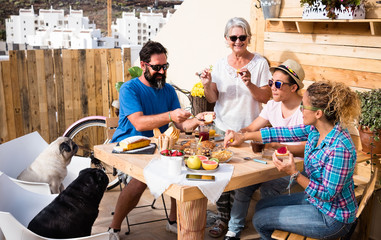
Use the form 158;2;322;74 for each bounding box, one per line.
152;0;252;92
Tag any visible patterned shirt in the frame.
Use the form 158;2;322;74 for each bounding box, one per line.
261;124;357;223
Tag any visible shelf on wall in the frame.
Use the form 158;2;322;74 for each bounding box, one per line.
266;18;381;36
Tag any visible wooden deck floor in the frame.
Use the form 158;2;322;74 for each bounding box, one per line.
91;187;261;240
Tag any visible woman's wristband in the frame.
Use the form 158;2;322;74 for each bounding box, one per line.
286;171;300;195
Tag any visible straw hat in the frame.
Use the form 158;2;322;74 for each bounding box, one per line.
270;59;305;89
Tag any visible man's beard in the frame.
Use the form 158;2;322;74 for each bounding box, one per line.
144;68;166;89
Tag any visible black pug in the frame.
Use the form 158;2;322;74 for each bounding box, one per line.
28;168;109;238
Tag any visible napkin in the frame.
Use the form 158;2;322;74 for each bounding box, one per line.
143;157;234;204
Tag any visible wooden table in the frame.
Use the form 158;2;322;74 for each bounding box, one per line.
94;141;304;240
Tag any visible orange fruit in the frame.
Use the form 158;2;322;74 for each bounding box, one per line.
201;160;218;170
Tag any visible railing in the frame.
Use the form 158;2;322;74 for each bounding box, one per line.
0;48;132;144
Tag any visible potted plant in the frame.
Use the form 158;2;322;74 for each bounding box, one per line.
113;66;143;116
357;88;381;154
300;0;366;19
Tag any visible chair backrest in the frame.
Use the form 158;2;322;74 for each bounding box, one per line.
356;168;378;218
0;174;57;226
0;174;108;240
0;132;91;194
0;132;48;178
105;117;119;143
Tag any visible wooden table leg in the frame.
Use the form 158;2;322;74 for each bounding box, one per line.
176;198;208;240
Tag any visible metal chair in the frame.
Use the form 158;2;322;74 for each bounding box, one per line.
106;117;170;234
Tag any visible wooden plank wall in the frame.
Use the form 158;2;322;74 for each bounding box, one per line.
0;48;130;144
250;0;381;91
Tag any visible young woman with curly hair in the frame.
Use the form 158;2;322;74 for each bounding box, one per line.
236;81;361;240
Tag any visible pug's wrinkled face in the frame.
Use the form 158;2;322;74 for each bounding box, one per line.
57;137;78;161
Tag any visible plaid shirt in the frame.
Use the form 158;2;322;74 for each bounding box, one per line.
261;124;357;223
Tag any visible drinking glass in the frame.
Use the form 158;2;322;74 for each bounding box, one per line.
183;126;193;139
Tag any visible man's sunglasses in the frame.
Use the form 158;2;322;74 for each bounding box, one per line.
229;35;248;42
144;62;170;71
268;79;293;89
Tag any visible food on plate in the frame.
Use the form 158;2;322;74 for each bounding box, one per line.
204;114;214;124
201;160;218;170
275;146;289;161
211;149;233;163
187;155;202;170
201;140;216;149
119;136;151;151
160;149;184;157
153;128;162;138
157;126;180;150
197;155;209;162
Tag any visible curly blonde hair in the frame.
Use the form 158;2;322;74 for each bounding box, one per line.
306;81;361;128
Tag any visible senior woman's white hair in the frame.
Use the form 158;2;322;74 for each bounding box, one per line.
224;17;252;41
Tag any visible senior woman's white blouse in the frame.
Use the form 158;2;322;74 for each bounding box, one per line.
211;53;271;132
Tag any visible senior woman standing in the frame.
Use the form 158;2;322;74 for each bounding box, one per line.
200;17;271;238
248;81;361;239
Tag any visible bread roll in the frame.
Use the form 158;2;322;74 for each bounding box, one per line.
275;146;289;162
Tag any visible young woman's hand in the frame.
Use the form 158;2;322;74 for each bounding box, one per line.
272;152;297;175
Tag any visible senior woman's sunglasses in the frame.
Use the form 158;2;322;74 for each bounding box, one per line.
268;79;293;89
144;62;170;71
229;35;248;42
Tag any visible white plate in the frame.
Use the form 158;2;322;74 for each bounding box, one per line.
186;165;219;173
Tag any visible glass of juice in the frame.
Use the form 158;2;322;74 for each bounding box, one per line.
199;125;209;141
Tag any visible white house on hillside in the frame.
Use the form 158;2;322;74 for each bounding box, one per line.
5;6;114;49
112;9;173;48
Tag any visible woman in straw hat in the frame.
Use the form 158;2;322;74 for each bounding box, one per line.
222;59;306;240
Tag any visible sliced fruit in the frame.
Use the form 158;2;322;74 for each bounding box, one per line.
197;155;209;162
201;160;218;170
209;158;219;163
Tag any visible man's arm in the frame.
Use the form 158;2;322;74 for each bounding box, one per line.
128;109;191;132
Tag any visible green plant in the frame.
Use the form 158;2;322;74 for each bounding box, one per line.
115;66;143;92
300;0;363;19
357;89;381;143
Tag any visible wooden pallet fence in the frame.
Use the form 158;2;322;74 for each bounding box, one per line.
0;48;131;144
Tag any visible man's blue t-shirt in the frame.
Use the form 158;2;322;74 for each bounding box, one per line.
111;77;180;143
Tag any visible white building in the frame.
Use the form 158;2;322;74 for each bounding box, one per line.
112;9;173;48
5;6;114;49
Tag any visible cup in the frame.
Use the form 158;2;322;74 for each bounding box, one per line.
184;126;193;139
199;125;209;141
208;123;216;139
251;141;265;154
167;156;183;176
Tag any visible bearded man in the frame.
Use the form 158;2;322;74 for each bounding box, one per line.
108;41;211;239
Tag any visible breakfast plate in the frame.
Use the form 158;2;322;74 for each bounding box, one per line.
210;149;234;163
186;165;219;173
